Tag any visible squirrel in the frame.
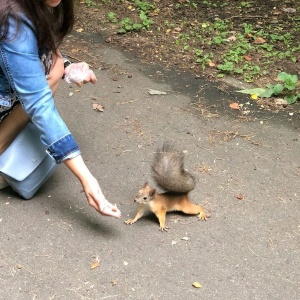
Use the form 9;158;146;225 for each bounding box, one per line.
125;142;208;232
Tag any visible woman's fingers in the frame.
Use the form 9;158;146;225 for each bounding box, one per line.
87;194;121;218
82;70;97;84
64;62;97;85
102;204;121;218
88;70;97;84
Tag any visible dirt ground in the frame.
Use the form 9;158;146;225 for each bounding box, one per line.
72;0;300;88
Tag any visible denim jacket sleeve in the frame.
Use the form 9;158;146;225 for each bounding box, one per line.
0;15;80;163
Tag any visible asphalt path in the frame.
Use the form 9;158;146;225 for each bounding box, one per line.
0;32;299;300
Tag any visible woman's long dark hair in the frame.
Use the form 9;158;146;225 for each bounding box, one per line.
0;0;74;53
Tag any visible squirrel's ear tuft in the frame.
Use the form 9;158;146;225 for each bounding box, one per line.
143;182;149;187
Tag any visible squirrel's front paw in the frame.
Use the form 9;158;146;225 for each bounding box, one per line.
198;212;208;221
159;225;169;232
125;219;136;225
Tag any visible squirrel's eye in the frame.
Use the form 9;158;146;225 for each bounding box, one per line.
143;197;147;200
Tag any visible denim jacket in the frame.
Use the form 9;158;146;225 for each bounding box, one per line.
0;14;80;163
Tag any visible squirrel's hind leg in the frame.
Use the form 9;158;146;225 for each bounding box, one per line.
179;201;208;221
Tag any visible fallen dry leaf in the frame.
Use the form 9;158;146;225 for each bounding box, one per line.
173;27;182;32
111;76;119;81
253;37;266;44
92;103;104;112
90;260;100;270
208;60;216;67
236;193;244;200
148;11;159;17
227;35;237;42
244;55;252;61
71;48;80;54
76;28;84;33
229;102;240;110
192;282;202;288
148;89;167;95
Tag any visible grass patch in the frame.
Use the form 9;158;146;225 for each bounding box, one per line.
78;0;300;104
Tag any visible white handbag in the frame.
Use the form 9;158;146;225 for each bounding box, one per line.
0;122;58;199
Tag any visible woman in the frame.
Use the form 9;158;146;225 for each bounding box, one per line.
0;0;121;218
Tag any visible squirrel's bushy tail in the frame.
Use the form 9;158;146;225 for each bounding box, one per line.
151;142;195;193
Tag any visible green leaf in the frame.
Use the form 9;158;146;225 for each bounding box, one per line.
234;68;243;74
272;84;284;95
287;77;298;85
285;84;297;91
195;49;203;56
133;23;143;30
277;72;288;81
285;94;299;104
260;88;275;98
120;17;131;25
140;11;146;19
218;61;234;71
278;72;298;85
237;88;266;96
266;83;274;89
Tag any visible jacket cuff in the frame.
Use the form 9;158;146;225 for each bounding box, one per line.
46;134;80;164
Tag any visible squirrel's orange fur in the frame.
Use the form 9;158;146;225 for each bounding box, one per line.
125;142;208;231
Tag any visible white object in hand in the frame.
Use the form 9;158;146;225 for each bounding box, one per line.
98;194;121;218
64;68;87;84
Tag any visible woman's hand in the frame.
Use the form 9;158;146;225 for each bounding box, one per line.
64;62;97;87
82;175;121;218
64;155;121;218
